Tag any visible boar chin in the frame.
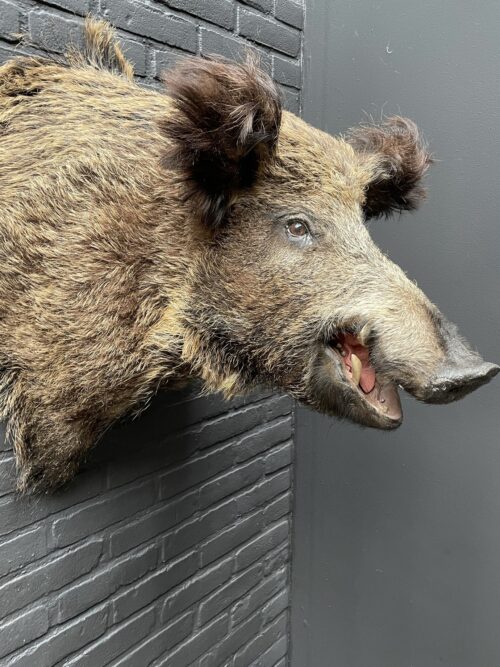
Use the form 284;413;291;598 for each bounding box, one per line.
309;332;403;430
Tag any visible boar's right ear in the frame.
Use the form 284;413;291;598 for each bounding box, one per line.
159;56;282;228
347;116;433;220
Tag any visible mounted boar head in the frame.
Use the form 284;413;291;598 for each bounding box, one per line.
161;58;498;430
0;20;497;491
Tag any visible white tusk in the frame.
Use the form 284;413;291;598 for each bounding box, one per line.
358;324;371;346
351;353;362;386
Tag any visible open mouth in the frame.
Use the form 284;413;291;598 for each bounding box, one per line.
325;330;403;428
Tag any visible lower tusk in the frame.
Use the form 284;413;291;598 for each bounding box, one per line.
351;353;362;386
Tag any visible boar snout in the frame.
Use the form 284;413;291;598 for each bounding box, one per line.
409;318;500;404
314;288;498;431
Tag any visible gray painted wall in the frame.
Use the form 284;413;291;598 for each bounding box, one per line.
0;1;303;664
292;1;500;666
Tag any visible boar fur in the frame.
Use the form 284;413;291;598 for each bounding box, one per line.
0;20;497;492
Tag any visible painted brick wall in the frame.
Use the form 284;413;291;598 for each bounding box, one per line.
0;1;303;665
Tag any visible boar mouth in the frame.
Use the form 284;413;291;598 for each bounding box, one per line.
322;330;403;429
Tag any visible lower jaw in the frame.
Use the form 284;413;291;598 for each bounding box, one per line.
312;346;403;429
355;375;403;424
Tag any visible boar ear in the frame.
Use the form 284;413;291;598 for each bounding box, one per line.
159;55;282;228
347;116;433;219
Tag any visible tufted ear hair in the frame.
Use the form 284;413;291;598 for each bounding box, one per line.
347;116;433;220
159;55;282;228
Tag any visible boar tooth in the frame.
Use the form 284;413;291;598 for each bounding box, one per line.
351;354;362;386
359;324;371;346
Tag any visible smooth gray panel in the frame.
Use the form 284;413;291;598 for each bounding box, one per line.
292;2;500;666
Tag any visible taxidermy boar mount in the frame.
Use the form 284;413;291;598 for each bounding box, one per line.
0;20;497;492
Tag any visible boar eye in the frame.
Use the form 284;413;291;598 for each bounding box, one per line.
286;219;310;238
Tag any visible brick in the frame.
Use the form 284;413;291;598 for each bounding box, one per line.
196;395;291;452
265;394;293;420
52;479;156;547
106;439;176;488
0;525;47;578
4;606;108;667
199;562;262;626
118;36;147;77
159;441;236;500
109;612;194;667
231;567;287;626
275;0;304;29
55;544;158;623
112;550;198;623
200;611;261;667
264;441;293;474
200;512;264;568
236;468;291;515
29;10;83;54
166;0;234;30
239;8;301;57
162;557;233;623
235;520;289;572
163;497;237;561
233;612;287;666
64;608;155;667
273;54;301;89
200;27;271;74
0;539;102;618
0;467;106;537
263;544;289;577
110;488;198;557
240;0;273;13
238;387;276;406
0;453;16;496
235;418;292;463
153;47;182;79
44;466;108;514
262;589;289;625
155;614;228;667
0;494;51;538
44;0;91;12
249;636;287;666
0;605;49;660
281;84;300;113
0;0;21;42
103;0;197;52
263;492;291;525
198;458;264;511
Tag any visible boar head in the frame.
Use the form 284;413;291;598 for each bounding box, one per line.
162;57;499;429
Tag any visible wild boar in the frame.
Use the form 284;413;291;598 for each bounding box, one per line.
0;20;497;492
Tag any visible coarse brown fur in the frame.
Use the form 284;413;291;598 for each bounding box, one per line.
346;117;433;218
160;54;282;228
0;20;496;492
